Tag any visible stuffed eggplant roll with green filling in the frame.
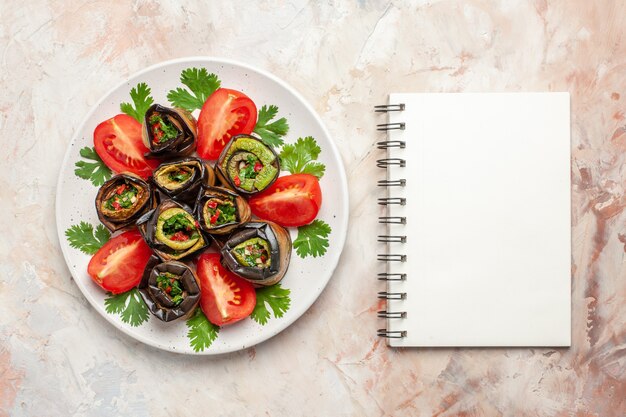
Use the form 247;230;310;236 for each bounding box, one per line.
195;186;251;235
220;221;291;286
95;173;154;232
216;134;279;196
152;157;215;204
138;255;200;322
142;104;196;158
137;199;207;261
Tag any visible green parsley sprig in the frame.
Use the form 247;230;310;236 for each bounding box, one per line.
74;146;112;187
186;308;219;352
167;68;221;111
251;284;291;325
120;82;154;122
104;289;149;327
293;220;331;258
253;105;289;147
279;136;326;179
65;221;110;255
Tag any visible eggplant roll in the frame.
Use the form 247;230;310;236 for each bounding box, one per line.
137;199;208;261
142;104;196;158
152;157;215;204
215;134;279;196
95;173;154;232
220;221;291;286
195;186;251;235
138;256;200;322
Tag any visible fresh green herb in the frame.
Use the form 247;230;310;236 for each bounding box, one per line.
105;183;138;210
186;308;219;352
104;289;149;327
65;222;110;255
253;105;289;147
293;220;331;258
156;272;184;306
279;136;326;179
74;146;112;187
251;284;291;325
169;169;192;182
120;82;154;122
149;114;179;144
239;158;258;179
162;213;196;236
167;68;221;111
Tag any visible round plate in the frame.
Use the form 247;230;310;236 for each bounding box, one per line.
55;57;348;355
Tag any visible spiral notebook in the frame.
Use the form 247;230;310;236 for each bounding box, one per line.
376;93;571;347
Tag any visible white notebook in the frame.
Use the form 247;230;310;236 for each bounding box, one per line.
377;93;571;347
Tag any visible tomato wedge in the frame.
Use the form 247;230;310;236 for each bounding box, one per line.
249;174;322;227
196;253;256;326
197;88;257;160
87;229;153;294
94;114;159;179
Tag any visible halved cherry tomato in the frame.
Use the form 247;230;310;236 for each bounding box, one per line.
87;229;153;294
197;88;257;160
249;174;322;227
196;253;256;326
93;114;159;179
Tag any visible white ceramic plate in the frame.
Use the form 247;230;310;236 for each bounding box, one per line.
56;57;348;355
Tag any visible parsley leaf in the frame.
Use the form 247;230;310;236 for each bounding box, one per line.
74;146;112;186
65;221;110;255
104;289;149;327
294;220;331;258
186;308;219;352
120;82;154;122
251;284;291;325
253;105;289;147
279;136;326;179
167;68;221;111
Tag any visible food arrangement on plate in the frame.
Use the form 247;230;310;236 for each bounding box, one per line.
63;66;336;352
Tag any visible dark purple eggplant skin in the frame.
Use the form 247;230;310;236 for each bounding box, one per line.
194;186;251;235
143;104;196;159
137;255;200;322
219;221;291;287
95;173;155;232
152;157;215;205
136;199;209;262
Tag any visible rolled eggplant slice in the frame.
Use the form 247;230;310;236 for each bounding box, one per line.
142;104;197;159
195;186;251;235
138;255;200;322
152;157;215;204
220;221;291;286
215;134;279;196
95;173;154;232
137;199;208;261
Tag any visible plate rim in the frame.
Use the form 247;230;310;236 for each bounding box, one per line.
55;56;349;355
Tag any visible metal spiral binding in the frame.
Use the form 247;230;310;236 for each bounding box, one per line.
374;104;405;112
378;235;407;243
376;158;406;168
377;140;405;149
377;122;405;131
376;102;407;340
377;311;407;318
377;179;406;187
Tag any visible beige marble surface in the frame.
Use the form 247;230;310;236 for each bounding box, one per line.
1;0;625;416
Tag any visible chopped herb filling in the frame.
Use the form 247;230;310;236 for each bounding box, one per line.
105;183;138;211
205;199;237;226
233;237;271;268
149;114;179;144
156;272;184;306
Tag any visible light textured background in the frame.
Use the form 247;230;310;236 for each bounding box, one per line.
1;1;625;416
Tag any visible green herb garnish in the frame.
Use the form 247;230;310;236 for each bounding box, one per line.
156;272;184;306
65;221;110;255
120;82;154;122
104;288;149;327
162;213;196;237
279;136;326;179
251;284;291;325
186;308;219;352
167;68;221;111
149;114;179;144
74;146;112;187
293;220;331;258
253;105;289;147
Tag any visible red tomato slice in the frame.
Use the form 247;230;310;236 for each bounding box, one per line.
87;229;153;294
249;174;322;227
197;88;257;160
93;114;159;179
196;253;256;326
